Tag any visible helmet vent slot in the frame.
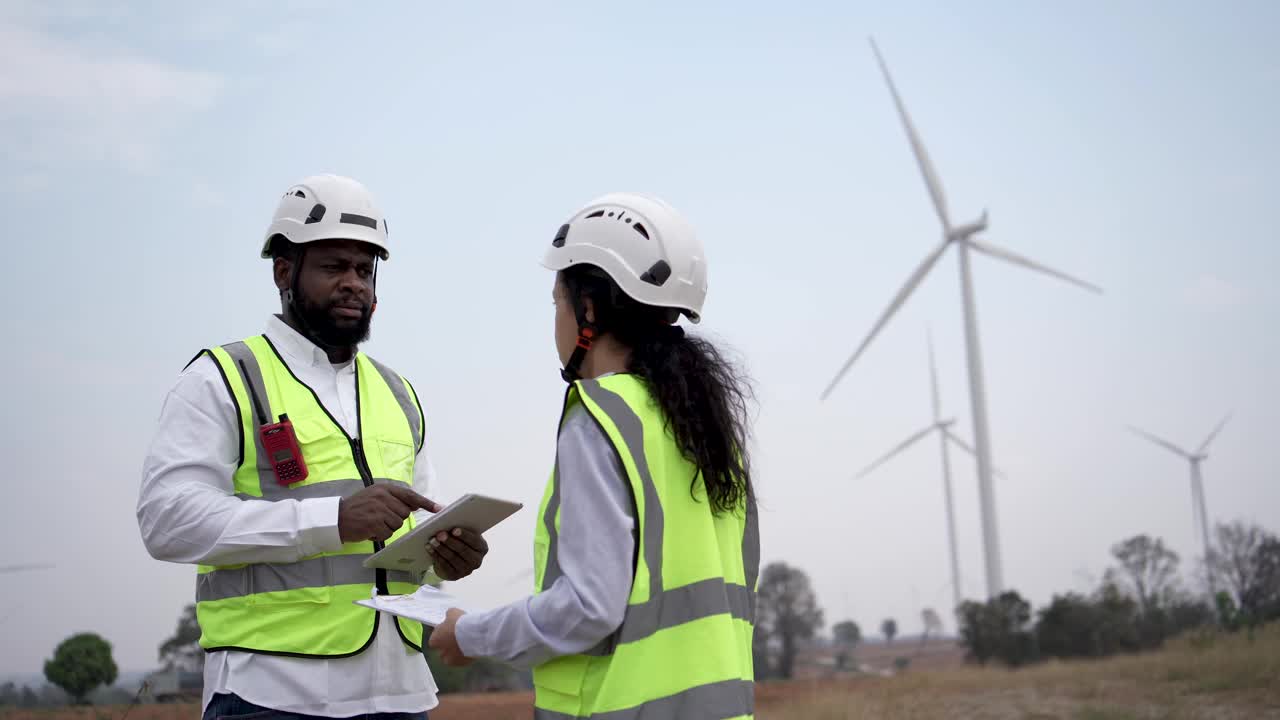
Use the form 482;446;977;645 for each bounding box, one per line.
639;260;671;287
552;223;570;248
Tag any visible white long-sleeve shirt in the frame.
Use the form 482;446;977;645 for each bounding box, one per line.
454;403;636;670
137;315;442;717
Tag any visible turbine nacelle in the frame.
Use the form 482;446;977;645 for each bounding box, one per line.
947;210;989;242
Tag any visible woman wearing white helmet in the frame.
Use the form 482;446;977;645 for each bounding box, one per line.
431;193;760;719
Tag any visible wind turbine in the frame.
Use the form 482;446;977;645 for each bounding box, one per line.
0;563;54;574
821;38;1103;599
1128;413;1232;571
853;332;1004;612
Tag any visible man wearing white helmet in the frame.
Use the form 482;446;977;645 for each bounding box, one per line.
138;174;486;719
429;193;760;719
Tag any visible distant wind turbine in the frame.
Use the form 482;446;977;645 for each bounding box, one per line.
0;563;54;574
1128;413;1232;571
853;332;1005;612
0;604;24;626
821;37;1103;599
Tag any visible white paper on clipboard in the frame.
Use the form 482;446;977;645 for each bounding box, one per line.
355;585;467;627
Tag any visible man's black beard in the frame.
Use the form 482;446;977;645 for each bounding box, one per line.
297;295;373;349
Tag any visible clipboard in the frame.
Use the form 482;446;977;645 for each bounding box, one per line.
363;493;523;576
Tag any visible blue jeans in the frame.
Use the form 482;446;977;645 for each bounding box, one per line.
203;693;429;720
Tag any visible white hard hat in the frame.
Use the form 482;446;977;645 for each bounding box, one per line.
541;192;708;323
261;174;390;260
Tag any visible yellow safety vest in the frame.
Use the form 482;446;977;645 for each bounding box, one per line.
193;334;427;656
532;375;760;719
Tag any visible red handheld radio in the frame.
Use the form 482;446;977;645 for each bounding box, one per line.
240;360;308;486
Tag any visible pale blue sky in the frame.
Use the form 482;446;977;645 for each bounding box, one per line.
1;1;1277;675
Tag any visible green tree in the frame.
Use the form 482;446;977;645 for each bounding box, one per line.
1110;534;1180;617
1035;593;1096;659
1165;594;1214;636
881;618;898;645
1034;586;1142;660
1211;522;1280;625
920;608;943;641
958;591;1036;667
832;620;861;670
755;562;824;679
833;620;861;647
1215;590;1242;631
1109;534;1181;648
43;633;118;705
158;603;203;671
1247;536;1280;622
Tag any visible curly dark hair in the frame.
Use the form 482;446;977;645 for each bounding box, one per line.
560;265;755;514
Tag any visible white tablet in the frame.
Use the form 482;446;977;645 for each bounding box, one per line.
363;493;524;576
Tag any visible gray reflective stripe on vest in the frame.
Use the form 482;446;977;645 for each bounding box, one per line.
539;453;565;592
742;498;760;622
534;678;753;720
365;356;423;452
197;553;417;602
222;340;281;497
613;577;754;646
579;380;664;595
233;477;401;502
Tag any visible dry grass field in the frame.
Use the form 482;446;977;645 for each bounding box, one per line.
757;623;1280;720
4;624;1276;720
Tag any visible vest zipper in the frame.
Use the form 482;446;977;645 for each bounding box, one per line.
351;437;390;597
259;337;420;650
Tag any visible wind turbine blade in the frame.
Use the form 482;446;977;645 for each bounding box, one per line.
0;563;54;574
821;241;950;401
1127;425;1192;458
1198;412;1233;454
855;425;936;479
967;238;1103;295
927;328;941;422
943;429;1008;479
869;37;951;230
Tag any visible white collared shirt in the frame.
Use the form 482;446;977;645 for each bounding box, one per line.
137;315;441;717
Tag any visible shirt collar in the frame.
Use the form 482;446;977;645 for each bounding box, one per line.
265;314;346;370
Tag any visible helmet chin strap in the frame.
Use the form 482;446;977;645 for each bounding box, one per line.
560;324;597;383
561;293;598;383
